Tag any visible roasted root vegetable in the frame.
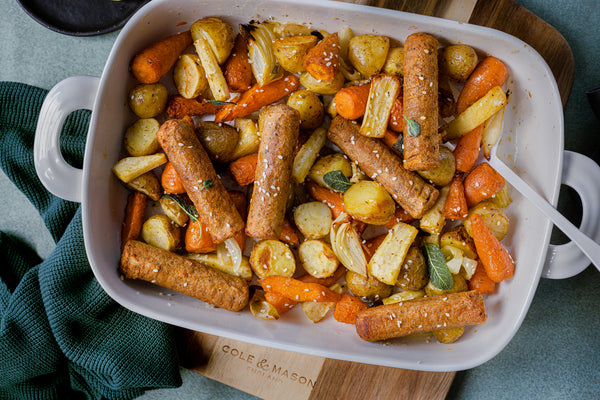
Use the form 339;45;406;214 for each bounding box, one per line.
299;70;345;95
334;294;368;324
293;201;333;239
419;185;449;235
464;201;510;241
230;118;260;160
470;213;515;282
224;34;253;93
173;54;208;99
454;124;483;173
456;56;508;114
250;290;281;320
159;195;189;227
128;83;169;118
299;240;339;279
228;153;257;186
185;219;216;253
302;283;342;323
112;153;167;183
186;249;253;280
360;74;401;138
190;17;236;65
308;153;352;190
303;33;340;82
416;146;456;187
333;83;371;120
141;214;182;252
347;34;390;78
194;36;230;101
287;90;325;130
196;121;239;163
395;245;428;291
123;118;161;156
165;95;219;119
368;221;418;285
463;162;506;207
446;86;507;140
345;270;392;300
249;239;296;278
382;47;405;77
482;107;505;159
292;127;327;184
126;172;161;201
161;162;186;194
443;174;469;220
467;261;497;294
121;192;147;250
343;180;395;225
273;35;318;74
131;31;193;84
439;44;478;82
260;276;342;303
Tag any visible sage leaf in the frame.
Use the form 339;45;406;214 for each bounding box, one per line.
203;179;214;189
163;194;200;225
323;170;353;193
204;99;236;106
403;115;421;137
424;243;453;290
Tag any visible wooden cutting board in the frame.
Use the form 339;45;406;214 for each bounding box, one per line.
178;1;574;399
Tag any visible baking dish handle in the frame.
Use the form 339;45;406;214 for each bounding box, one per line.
542;150;600;279
34;75;99;203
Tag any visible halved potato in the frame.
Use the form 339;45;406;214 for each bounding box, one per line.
463;200;510;240
126;171;161;201
112;153;167;183
159;195;189;227
343;180;395;225
294;201;333;239
298;239;338;278
249;239;296;278
299;70;345;95
439;226;477;259
273;35;318;73
141;214;181;252
287;89;325;130
230;118;260;160
417;146;455;187
368;221;418;285
382;46;404;76
347;34;390;78
190;17;235;64
128;83;169;118
173;54;208;99
308;153;352;189
123;118;161;156
345;269;392;299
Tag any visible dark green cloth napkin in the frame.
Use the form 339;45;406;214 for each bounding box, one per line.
0;81;182;399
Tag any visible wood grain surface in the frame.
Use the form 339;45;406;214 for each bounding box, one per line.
181;1;574;399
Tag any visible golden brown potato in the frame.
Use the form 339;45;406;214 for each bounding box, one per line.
123;118;161;156
249;290;280;320
173;54;208;99
395;246;428;291
433;326;465;344
187;251;253;280
292;127;327;184
298;239;338;278
345;270;393;299
382;47;404;76
190;17;235;65
141;214;181;252
249;239;296;278
112;153;167;183
440;226;477;259
348;34;390;78
424;273;468;296
382;289;425;304
126;171;161;201
417;146;455;186
196;121;239;163
273;35;318;73
439;44;478;82
308;153;352;189
128;83;169;118
299;70;345;95
294;201;333;239
343;180;395;225
463;201;510;240
286;90;325;130
159;195;189;227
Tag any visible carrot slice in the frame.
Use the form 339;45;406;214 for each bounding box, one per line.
456;56;508;114
166;95;219;119
463;162;505;207
454;124;483;173
121;192;147;250
228;153;258;186
444;174;469;220
303;33;340;82
185;220;217;253
264;291;297;315
224;34;253;93
131;31;193;84
468;261;497;294
470;213;515;283
161;161;186;194
334;83;371;120
333;293;368;324
259;276;342;302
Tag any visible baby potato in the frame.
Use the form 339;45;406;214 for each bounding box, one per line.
382;46;404;76
298;240;339;278
440;226;477;259
286;90;325;130
294;201;333;239
141;214;181;252
128;83;168;118
343;181;395;225
173;54;208;99
190;17;235;64
308;153;352;189
439;44;478;82
424;273;468;296
299;70;345;95
417;146;455;186
249;239;296;278
123;118;161;156
159;195;189;227
348;34;390;78
196;121;239;163
395;246;428;291
126;171;161;201
345;269;393;299
273;35;318;73
463;201;510;240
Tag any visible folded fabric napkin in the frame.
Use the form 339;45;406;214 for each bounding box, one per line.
0;82;182;399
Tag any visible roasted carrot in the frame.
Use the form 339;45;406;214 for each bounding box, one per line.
454;124;483;173
298;265;346;287
305;180;346;219
381;129;402;156
228;152;258;186
185;220;217;253
259;276;342;302
456;56;508;114
228;190;248;250
361;233;387;261
121;192;147;250
161;162;186;194
131;31;193;84
333;293;368;324
468;261;496;294
387;97;404;132
166;95;219;119
470;213;515;282
463;162;505;207
224;34;253;93
279;218;300;246
303;33;340;82
384;207;414;229
215;75;300;122
264;291;297;315
334;83;371;120
444;174;469;220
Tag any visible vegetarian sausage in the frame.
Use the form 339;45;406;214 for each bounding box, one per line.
120;240;249;311
156;118;244;243
355;290;487;341
246;104;300;239
327;116;438;219
402;32;440;171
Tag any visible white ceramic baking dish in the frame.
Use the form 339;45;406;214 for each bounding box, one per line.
33;0;600;371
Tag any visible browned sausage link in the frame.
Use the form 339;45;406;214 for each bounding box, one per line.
246;104;300;239
156;119;244;243
327;116;438;219
355;290;486;342
403;32;440;171
120;240;249;311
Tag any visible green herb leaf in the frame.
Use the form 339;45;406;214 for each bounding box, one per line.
323;170;353;193
203;179;214;189
204;99;236;106
272;62;280;75
163;194;200;225
424;243;453;290
403;115;421;137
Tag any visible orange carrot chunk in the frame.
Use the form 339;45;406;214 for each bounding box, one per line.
161;161;186;194
334;83;371;120
303;33;340;82
264;291;297;315
131;31;193;84
468;261;497;294
470;213;515;283
121;192;147;250
185;220;217;253
454;124;483;173
463;162;505;207
334;294;368;324
228;153;258;186
456;56;508;114
224;34;253;93
444;174;469;220
259;276;342;303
